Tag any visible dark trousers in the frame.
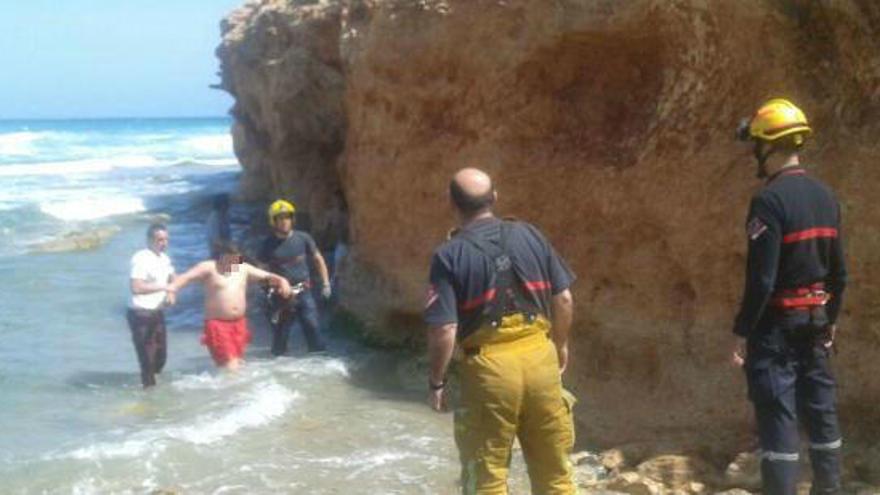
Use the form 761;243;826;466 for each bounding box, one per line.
270;292;325;355
746;312;842;495
126;308;167;388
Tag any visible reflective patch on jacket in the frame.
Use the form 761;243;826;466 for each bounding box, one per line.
747;217;768;241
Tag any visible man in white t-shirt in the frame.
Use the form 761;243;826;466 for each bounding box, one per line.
127;223;175;388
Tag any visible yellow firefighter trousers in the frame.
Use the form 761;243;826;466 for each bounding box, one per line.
455;314;576;495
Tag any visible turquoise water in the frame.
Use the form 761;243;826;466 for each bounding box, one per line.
0;118;534;493
0;118;540;494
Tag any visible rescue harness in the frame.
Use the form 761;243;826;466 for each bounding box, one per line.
456;221;541;329
769;282;830;311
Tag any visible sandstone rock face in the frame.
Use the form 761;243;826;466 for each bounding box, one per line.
217;0;346;208
218;0;880;452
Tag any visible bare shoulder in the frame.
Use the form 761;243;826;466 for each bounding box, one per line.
192;260;216;276
241;262;272;280
240;262;261;275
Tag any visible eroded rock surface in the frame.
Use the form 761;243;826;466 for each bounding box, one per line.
218;0;880;453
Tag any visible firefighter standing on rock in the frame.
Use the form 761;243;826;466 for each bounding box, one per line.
733;99;847;495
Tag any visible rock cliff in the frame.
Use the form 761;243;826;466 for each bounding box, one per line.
217;0;880;454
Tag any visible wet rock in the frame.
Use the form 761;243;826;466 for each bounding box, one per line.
844;481;880;495
600;448;628;473
604;471;664;495
797;481;812;495
30;226;121;253
140;212;171;224
686;481;706;494
723;451;761;491
636;455;716;491
573;451;611;486
713;490;753;495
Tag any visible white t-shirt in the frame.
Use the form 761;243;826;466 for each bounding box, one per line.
129;248;175;310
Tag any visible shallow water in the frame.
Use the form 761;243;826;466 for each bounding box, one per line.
0;119;534;494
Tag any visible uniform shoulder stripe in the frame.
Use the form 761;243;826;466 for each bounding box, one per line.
782;227;838;244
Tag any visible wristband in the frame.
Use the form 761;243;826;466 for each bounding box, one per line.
428;378;447;391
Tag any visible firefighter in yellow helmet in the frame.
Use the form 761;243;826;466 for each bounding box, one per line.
733;99;846;495
736;98;812;178
424;168;577;494
257;199;332;355
265;199;299;226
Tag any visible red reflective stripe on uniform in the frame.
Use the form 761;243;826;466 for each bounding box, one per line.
523;280;551;291
771;296;827;308
771;283;828;309
782;227;838;244
460;289;497;311
775;283;825;296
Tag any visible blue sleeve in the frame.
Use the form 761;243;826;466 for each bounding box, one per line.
424;252;458;328
523;223;575;294
299;232;319;258
257;238;272;264
826;201;847;324
547;244;575;295
733;194;782;337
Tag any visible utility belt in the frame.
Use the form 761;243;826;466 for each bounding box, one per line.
460;312;549;357
770;283;831;338
769;283;829;311
265;282;308;325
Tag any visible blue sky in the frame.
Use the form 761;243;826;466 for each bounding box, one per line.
0;0;244;119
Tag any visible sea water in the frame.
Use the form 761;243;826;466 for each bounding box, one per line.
0;118;532;494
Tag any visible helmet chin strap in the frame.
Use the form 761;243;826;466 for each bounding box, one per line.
753;141;774;179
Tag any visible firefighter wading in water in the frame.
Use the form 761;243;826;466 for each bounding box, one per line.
424;168;577;494
733;99;846;495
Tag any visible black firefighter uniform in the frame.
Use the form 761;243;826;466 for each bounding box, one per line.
734;165;847;495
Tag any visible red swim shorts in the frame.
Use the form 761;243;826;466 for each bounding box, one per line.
201;318;251;366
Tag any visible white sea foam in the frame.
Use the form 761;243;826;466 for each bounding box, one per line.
39;196;146;221
167;382;298;445
305;449;416;481
0;131;75;158
58;381;298;461
171;367;271;391
0;155;237;179
172;157;240;167
65;438;160;461
345;451;412;478
180;134;234;157
0;131;50;157
0;155;159;177
274;357;351;378
0;130;92;161
171;372;228;391
132;133;176;142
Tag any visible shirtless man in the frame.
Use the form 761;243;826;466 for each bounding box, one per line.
166;241;292;370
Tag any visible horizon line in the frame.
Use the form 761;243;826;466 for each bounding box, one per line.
0;115;232;122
